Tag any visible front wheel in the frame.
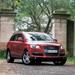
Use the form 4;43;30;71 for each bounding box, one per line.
22;50;32;65
53;57;67;66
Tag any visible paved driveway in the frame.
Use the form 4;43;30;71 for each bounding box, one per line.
0;60;75;75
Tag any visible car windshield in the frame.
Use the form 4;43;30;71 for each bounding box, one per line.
24;33;54;42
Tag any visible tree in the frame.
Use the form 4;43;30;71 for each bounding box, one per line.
0;0;14;9
69;0;75;19
15;0;74;33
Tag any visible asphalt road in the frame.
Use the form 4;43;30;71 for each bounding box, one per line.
0;60;75;75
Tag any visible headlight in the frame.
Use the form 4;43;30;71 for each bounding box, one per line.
60;46;65;54
60;46;63;49
30;45;40;49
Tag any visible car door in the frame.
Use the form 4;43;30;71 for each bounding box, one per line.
9;34;19;55
15;34;25;56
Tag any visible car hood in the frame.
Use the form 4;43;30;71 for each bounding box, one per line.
26;41;60;46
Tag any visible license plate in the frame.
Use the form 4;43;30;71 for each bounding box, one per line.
45;50;57;53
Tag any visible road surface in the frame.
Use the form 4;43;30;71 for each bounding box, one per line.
0;60;75;75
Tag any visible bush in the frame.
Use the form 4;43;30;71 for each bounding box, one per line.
67;57;75;64
0;50;6;59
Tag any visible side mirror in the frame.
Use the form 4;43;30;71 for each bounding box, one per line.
54;38;58;42
17;37;23;42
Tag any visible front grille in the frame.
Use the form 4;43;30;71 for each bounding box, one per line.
44;46;59;56
44;46;59;50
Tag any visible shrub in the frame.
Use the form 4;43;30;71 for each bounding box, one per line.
0;50;6;59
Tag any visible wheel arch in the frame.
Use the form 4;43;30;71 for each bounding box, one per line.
23;48;28;53
22;48;31;56
7;48;10;51
6;48;11;54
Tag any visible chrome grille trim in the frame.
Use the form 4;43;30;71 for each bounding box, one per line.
43;46;59;56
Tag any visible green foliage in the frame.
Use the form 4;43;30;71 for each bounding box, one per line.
0;0;14;10
67;57;75;64
15;0;71;32
0;50;6;59
69;1;75;19
1;0;75;32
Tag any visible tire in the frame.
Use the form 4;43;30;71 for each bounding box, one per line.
6;51;14;63
22;50;32;65
53;57;67;66
35;60;41;64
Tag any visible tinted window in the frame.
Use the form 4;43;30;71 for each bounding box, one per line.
10;35;18;41
24;33;54;42
23;33;36;41
10;34;24;41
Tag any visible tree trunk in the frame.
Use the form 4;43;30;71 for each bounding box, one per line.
44;18;51;33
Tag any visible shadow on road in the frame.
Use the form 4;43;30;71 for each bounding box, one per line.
13;59;69;66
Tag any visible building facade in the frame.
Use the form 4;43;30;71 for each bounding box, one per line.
0;10;15;50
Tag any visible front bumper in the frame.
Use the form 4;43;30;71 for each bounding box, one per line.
30;55;67;61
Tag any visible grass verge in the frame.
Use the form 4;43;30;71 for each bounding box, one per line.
67;57;75;64
0;50;6;59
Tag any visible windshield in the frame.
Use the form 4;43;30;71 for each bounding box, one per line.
24;33;54;42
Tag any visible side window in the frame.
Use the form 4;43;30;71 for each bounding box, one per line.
10;35;14;41
10;35;18;41
17;34;24;41
14;35;18;41
10;34;24;41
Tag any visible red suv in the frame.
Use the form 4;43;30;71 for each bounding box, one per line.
6;32;67;65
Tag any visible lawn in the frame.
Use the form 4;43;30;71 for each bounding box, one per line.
67;57;75;64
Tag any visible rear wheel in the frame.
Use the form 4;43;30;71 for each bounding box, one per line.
53;57;67;66
22;50;32;65
6;51;14;63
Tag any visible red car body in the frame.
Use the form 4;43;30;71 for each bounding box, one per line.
6;32;67;65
